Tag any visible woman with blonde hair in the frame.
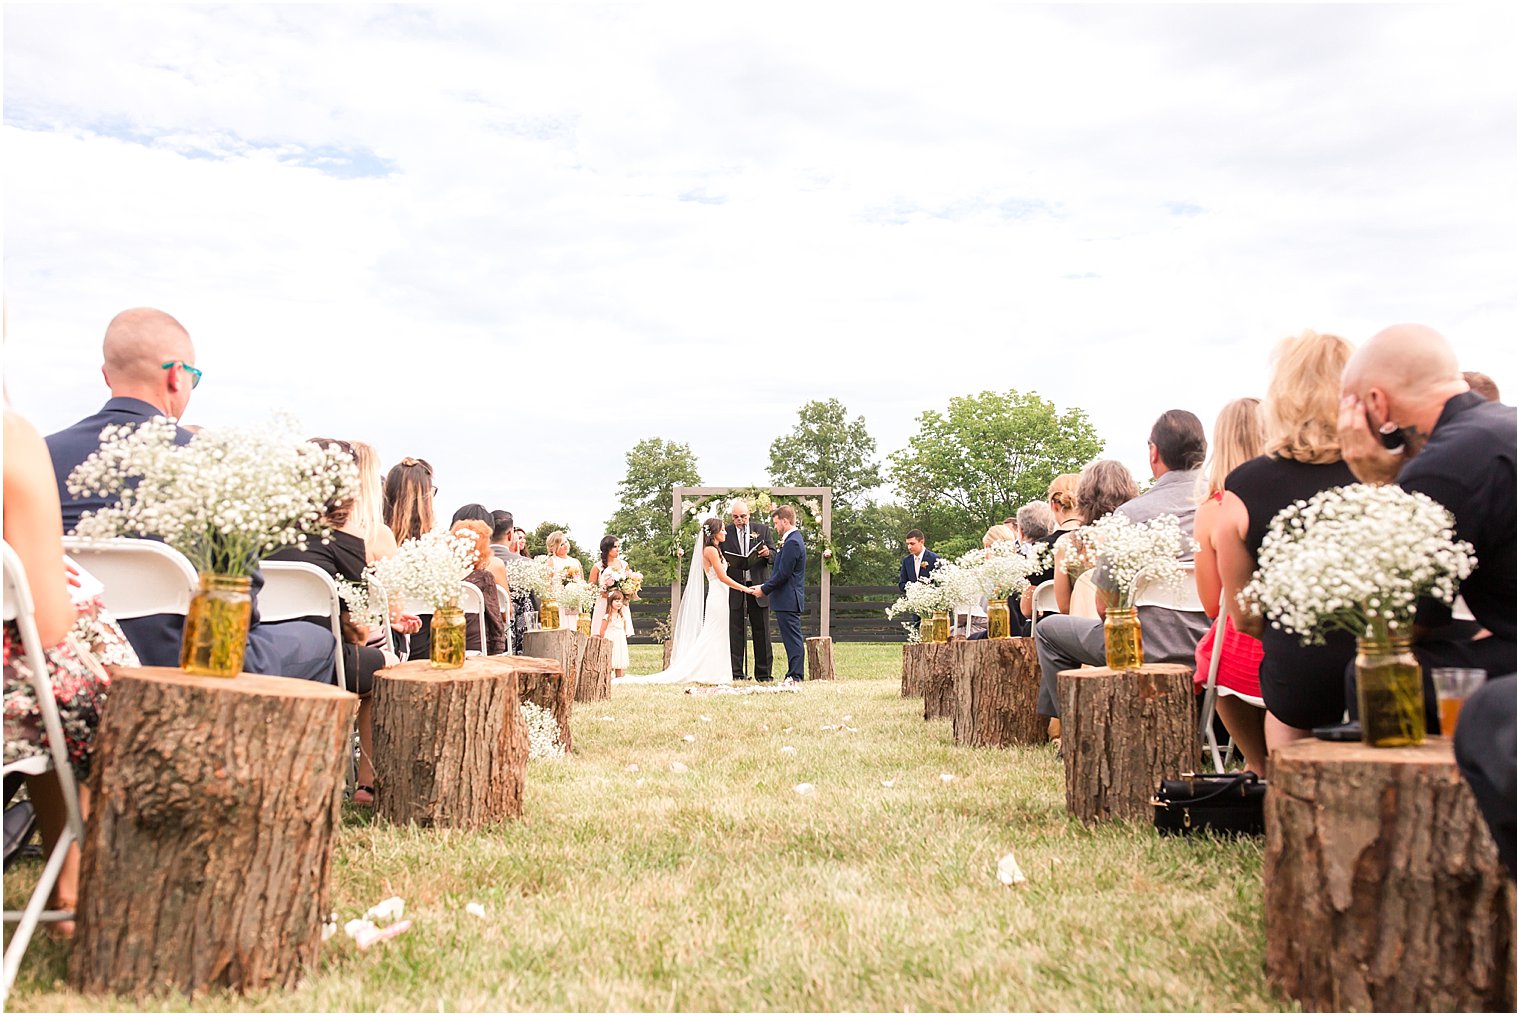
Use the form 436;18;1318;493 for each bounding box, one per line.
1019;473;1085;625
545;530;583;630
345;441;399;563
382;457;434;545
1217;331;1357;751
1191;398;1268;774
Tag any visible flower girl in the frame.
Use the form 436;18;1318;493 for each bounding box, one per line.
596;587;633;680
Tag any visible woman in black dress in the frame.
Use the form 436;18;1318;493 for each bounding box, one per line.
1217;331;1358;747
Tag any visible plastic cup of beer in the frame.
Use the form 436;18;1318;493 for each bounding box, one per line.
1432;668;1486;737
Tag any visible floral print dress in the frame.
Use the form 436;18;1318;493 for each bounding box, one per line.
3;598;138;780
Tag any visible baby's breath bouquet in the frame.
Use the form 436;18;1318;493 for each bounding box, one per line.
957;541;1051;599
1075;513;1195;609
1242;484;1475;645
68;415;357;575
887;573;952;622
368;531;478;611
559;576;598;614
335;577;385;633
1243;484;1475;747
503;555;548;599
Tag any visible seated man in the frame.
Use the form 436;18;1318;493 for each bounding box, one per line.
1339;324;1517;724
1035;410;1212;720
45;307;336;682
1454;675;1516;880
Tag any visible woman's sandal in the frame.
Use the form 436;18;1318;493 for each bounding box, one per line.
352;785;376;806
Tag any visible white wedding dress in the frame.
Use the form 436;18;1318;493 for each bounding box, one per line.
616;554;732;686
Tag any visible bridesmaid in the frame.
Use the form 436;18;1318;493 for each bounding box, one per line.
588;536;636;680
545;531;582;630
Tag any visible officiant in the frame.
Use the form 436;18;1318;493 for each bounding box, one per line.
724;499;777;682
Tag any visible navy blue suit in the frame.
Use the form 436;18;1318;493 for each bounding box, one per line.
761;528;807;680
45;398;336;682
897;549;940;593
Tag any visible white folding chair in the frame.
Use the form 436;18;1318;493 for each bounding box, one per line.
1196;589;1238;773
257;561;348;693
1029;579;1057;640
60;536;197;620
1133;564;1206;612
496;585;513;654
2;542;87;1004
460;581;487;656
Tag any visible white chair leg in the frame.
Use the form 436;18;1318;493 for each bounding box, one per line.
2;827;75;1004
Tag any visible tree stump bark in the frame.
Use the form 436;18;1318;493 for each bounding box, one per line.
805;636;835;681
71;667;355;997
371;656;533;829
952;637;1045;747
662;639;674;669
522;628;581;703
576;634;613;702
515;653;572;753
912;643;956;720
900;644;919;697
1266;738;1515;1012
1059;663;1195;823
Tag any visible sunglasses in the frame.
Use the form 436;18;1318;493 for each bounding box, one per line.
161;360;203;389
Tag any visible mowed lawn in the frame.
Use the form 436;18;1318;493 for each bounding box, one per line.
6;643;1285;1012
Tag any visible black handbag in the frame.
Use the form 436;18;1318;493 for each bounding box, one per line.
1151;772;1266;837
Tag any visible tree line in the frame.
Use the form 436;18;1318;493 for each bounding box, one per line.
603;391;1103;587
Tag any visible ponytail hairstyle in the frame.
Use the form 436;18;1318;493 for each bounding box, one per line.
383;456;434;544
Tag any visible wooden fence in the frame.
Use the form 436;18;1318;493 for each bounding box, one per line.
627;585;906;644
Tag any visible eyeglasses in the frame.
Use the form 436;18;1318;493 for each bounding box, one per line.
732;513;749;520
160;360;203;389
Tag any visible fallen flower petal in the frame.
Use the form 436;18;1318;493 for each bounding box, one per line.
700;715;713;722
881;779;896;788
625;763;640;772
355;918;412;951
682;734;696;742
363;896;405;924
671;761;689;773
466;902;487;919
794;783;815;795
998;852;1028;886
940;773;957;783
344;918;376;940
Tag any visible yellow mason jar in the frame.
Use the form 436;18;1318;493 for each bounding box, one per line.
181;573;252;677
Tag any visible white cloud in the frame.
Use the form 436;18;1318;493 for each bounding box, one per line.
4;3;1515;550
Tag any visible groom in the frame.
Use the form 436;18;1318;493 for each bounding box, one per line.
751;505;807;683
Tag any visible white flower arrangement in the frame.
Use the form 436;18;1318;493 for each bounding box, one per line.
1242;484;1476;644
1073;513;1195;608
559;576;598;613
367;531;477;611
334;577;386;631
929;561;987;614
68;415;357;576
598;559;643;599
887;573;952;620
520;700;566;759
503;555;549;599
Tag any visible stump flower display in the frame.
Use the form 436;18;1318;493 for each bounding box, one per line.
888;574;952;643
952;542;1051;638
68;415;357;676
1070;513;1194;669
368;531;479;669
1242;483;1475;746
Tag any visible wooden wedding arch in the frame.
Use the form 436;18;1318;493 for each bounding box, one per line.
670;486;833;638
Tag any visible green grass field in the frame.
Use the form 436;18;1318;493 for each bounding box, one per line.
5;643;1286;1012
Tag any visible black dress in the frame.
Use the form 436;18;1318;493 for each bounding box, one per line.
1224;455;1358;730
266;530;383;695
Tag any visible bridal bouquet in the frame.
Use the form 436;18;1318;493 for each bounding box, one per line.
598;560;644;600
68;415;357;575
368;531;478;610
503;555;549;599
1070;513;1195;608
1243;484;1475;644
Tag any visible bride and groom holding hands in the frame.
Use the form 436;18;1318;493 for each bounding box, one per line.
617;500;808;686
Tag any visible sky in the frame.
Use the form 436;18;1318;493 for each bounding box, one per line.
4;2;1516;550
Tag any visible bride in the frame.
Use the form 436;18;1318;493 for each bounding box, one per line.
616;517;751;685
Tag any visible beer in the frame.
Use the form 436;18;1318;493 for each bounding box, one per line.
1438;696;1464;738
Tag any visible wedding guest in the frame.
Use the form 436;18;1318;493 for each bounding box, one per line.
897;530;938;592
1019;474;1084;626
490;510;531;649
450;520;508;655
1053;461;1137;615
1454;675;1516;879
1036;409;1210;724
5;406;138;935
451;504;511;592
546;531;583;630
1191;397;1268;775
489;510;515;568
1463;370;1501;402
266;438;386;802
959;524;1019;639
45;308;335;683
382;456;436;657
348;441;399;563
1338;324;1517;717
1014;501;1056;545
1220;331;1358;748
511;527;532;558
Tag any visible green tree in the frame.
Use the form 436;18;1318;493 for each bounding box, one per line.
605;437;702;584
767;398;898;585
888;389;1102;546
526;521;591;574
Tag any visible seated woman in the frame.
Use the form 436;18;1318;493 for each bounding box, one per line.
1218;331;1358;753
1054;461;1138;615
1192;397;1268;775
4;408;138;934
267;438;387;803
383;457;436;658
449;520;507;655
1020;473;1085;630
960;524;1018;639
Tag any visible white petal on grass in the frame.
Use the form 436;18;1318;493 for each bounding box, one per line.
842;714;853;722
466;902;487;919
625;763;639;772
355;919;412;951
794;783;815;795
600;715;615;721
635;778;646;786
670;761;689;773
940;773;957;783
344;918;375;939
700;715;713;722
363;896;404;923
819;724;838;731
780;745;797;755
998;852;1028;886
881;779;896;788
682;734;696;742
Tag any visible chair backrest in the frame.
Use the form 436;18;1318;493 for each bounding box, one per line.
1069;572;1100;619
1134;564;1205;613
258;561;347;692
497;584;513;653
60;537;198;619
1032;580;1058;616
459;581;487;654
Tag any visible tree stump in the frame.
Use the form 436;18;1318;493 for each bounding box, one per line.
71;667;355;997
1266;738;1515;1012
577;634;613;702
909;643;956;720
805;636;835;681
900;644;919;697
522;628;582;703
516;654;572;753
372;656;535;828
662;639;674;669
1059;663;1195;823
952;637;1045;747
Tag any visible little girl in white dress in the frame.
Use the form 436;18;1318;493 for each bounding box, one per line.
596;588;632;679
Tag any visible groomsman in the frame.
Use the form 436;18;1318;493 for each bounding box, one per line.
723;499;776;681
897;529;939;592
